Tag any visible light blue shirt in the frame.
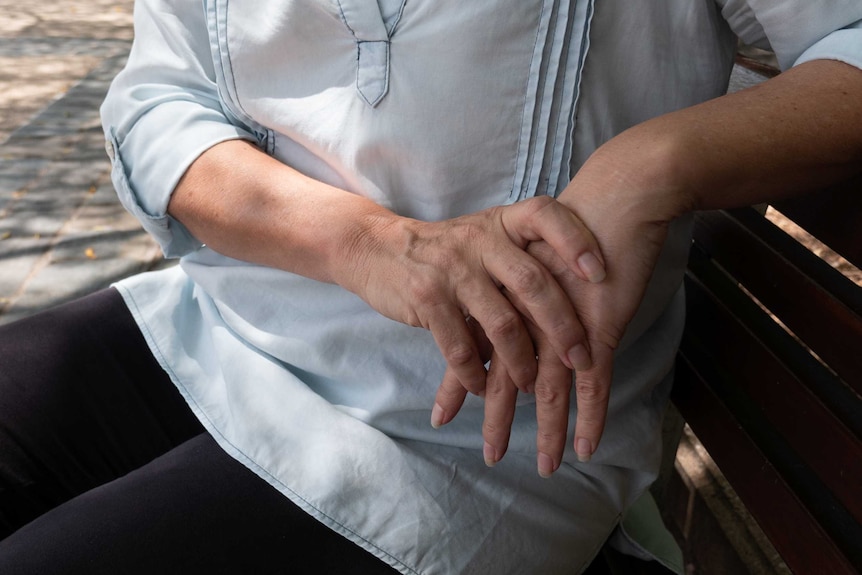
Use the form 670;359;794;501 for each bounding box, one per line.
102;1;862;573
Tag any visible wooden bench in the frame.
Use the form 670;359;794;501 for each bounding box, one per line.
665;177;862;574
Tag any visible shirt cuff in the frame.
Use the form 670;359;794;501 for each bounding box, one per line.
795;19;862;70
105;106;257;258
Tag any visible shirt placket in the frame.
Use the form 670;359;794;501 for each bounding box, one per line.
336;0;405;107
510;0;595;202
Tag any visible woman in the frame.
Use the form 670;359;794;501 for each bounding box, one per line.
1;1;860;573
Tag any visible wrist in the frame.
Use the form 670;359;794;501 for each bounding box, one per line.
559;133;691;235
328;205;413;297
592;124;697;219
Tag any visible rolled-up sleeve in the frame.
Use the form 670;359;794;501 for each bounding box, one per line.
101;0;258;257
796;18;862;70
717;0;862;71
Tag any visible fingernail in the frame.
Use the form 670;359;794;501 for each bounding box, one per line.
576;437;593;463
483;442;498;467
430;403;446;429
578;252;606;283
567;344;592;371
537;452;556;478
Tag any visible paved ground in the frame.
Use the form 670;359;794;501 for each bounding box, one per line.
0;0;165;325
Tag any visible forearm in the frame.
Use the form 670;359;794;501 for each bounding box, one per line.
540;59;862;463
168;139;398;287
169;138;611;399
571;59;862;219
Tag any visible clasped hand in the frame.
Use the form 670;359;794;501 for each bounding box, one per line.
345;194;605;384
341;181;670;478
340;195;620;474
425;181;671;477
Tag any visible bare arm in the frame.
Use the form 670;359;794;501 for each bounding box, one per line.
169;140;392;285
167;135;608;431
564;59;862;461
583;59;862;221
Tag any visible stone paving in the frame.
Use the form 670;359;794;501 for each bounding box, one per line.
0;0;164;325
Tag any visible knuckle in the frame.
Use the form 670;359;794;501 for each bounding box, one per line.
437;381;465;402
537;429;561;447
453;219;485;245
506;261;546;299
534;384;567;407
526;195;555;212
445;343;475;367
485;310;523;343
544;314;580;341
575;378;608;405
406;275;438;307
511;366;536;390
483;419;505;437
525;240;557;266
484;378;507;399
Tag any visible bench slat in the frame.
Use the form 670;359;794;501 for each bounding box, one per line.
771;175;862;270
683;249;862;526
672;189;862;573
673;354;858;575
692;208;862;394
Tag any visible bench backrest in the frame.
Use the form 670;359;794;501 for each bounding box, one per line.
672;176;862;574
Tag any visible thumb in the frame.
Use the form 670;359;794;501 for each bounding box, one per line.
572;341;614;462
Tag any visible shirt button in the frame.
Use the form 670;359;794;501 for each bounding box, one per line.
105;139;115;161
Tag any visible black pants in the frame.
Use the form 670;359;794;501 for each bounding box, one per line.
0;289;398;574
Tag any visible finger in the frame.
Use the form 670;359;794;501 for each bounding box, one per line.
467;314;494;363
481;351;518;467
462;280;538;392
503;278;593;373
532;330;573;478
501;196;606;283
431;366;469;429
486;250;591;373
572;341;614;463
426;304;487;395
431;318;493;429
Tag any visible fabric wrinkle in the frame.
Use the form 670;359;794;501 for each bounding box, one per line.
99;0;862;572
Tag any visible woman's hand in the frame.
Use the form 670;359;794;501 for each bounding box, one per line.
432;156;671;475
336;196;606;395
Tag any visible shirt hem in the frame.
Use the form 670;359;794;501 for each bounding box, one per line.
112;280;422;575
